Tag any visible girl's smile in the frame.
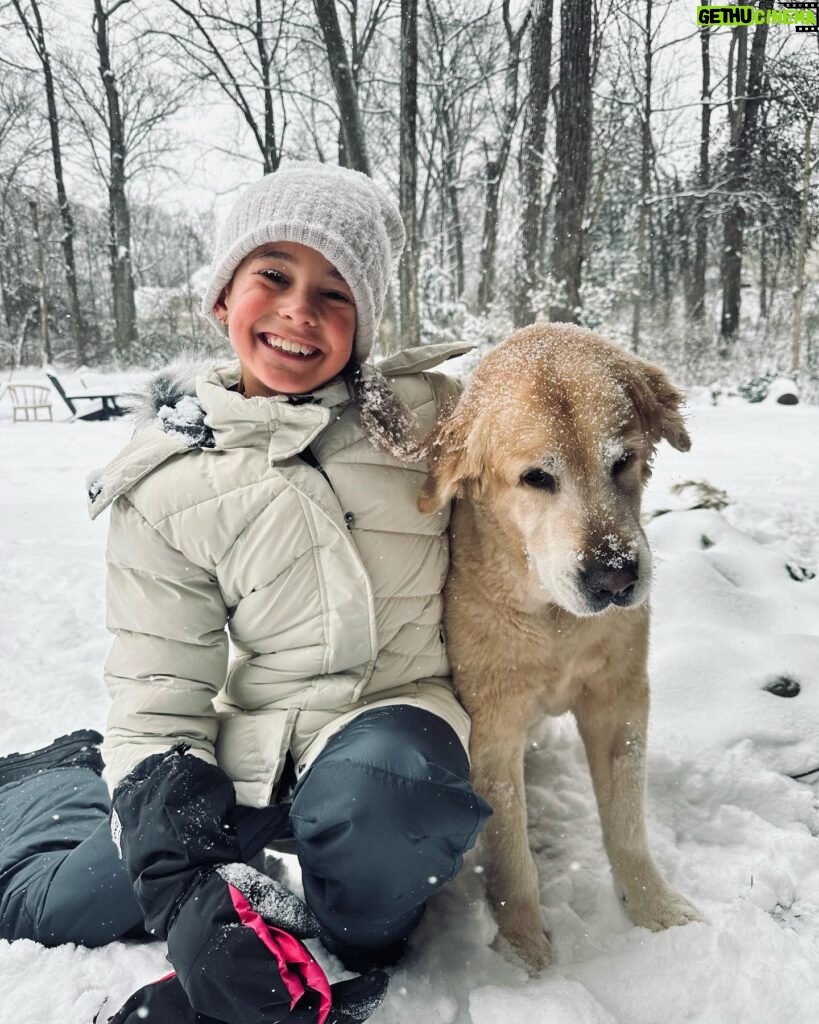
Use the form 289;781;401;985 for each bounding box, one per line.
258;332;322;357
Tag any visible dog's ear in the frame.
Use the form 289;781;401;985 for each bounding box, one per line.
626;358;692;452
417;412;482;513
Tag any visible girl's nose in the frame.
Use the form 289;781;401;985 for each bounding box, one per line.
277;287;318;325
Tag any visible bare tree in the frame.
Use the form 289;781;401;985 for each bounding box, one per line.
791;104;815;378
720;4;770;342
27;197;51;363
423;0;463;299
313;0;371;174
0;71;47;368
773;52;819;377
91;0;138;358
688;2;710;322
58;3;185;359
551;0;592;324
0;0;812;376
11;0;86;363
423;0;491;302
325;0;391;168
399;0;419;347
311;0;408;350
157;0;295;174
513;0;553;328
476;0;530;313
628;0;653;350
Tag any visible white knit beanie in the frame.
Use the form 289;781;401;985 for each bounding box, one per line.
201;160;405;362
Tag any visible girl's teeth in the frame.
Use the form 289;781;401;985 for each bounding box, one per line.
263;335;316;356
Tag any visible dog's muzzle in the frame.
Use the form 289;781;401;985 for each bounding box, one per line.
577;559;639;612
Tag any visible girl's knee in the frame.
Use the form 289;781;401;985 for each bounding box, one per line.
290;706;491;911
302;705;470;783
291;754;488;863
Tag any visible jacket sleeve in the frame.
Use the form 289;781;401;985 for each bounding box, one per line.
102;494;229;790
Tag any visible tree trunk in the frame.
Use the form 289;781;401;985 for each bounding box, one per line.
551;0;592;324
313;0;371;175
28;199;51;365
399;0;419;348
255;0;278;174
679;192;692;319
539;174;557;274
478;158;501;311
84;229;102;353
513;0;553;327
14;306;38;371
13;0;85;364
791;110;815;377
719;18;747;345
689;10;710;321
630;0;652;353
720;8;769;343
478;1;529;313
660;185;676;325
0;209;12;348
759;215;768;319
93;0;137;360
441;126;465;299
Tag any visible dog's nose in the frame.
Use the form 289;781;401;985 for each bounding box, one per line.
578;560;639;610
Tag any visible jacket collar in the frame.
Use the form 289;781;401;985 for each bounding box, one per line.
87;343;474;520
198;362;351;458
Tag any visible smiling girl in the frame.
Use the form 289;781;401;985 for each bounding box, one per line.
0;161;490;1024
215;241;357;396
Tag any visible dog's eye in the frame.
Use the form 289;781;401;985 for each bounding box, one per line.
520;469;557;492
612;451;636;475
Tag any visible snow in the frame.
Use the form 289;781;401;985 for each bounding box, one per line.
216;863;320;937
1;385;818;1023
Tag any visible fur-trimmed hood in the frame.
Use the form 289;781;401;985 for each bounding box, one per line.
127;354;217;446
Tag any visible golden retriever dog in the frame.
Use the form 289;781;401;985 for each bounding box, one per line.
418;323;702;972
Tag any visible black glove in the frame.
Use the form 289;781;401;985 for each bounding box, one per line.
110;746;388;1023
102;969;389;1024
101;972;222;1024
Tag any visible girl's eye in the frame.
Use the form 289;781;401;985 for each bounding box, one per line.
324;291;351;303
258;269;287;284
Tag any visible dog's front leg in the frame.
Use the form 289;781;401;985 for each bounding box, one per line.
469;708;552;973
573;682;702;932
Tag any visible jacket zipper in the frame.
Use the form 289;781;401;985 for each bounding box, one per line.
299;445;355;531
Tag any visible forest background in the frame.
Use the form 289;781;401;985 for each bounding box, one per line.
1;0;817;398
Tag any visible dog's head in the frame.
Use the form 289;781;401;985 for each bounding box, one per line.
418;324;691;617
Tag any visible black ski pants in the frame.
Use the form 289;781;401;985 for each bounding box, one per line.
0;706;490;964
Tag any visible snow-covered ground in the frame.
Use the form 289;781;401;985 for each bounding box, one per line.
1;380;818;1024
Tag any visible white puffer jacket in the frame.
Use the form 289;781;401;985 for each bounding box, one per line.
89;344;471;806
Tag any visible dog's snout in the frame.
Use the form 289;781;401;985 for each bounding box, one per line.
578;560;639;611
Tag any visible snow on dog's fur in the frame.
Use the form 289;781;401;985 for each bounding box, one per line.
418;323;702;973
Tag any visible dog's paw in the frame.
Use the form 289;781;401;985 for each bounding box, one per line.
623;883;703;931
518;932;553;975
494;902;552;974
493;928;552;975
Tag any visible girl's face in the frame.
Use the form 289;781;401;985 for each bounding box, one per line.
214;241;356;396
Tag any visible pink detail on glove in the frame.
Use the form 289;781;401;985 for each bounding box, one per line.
227;883;332;1024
